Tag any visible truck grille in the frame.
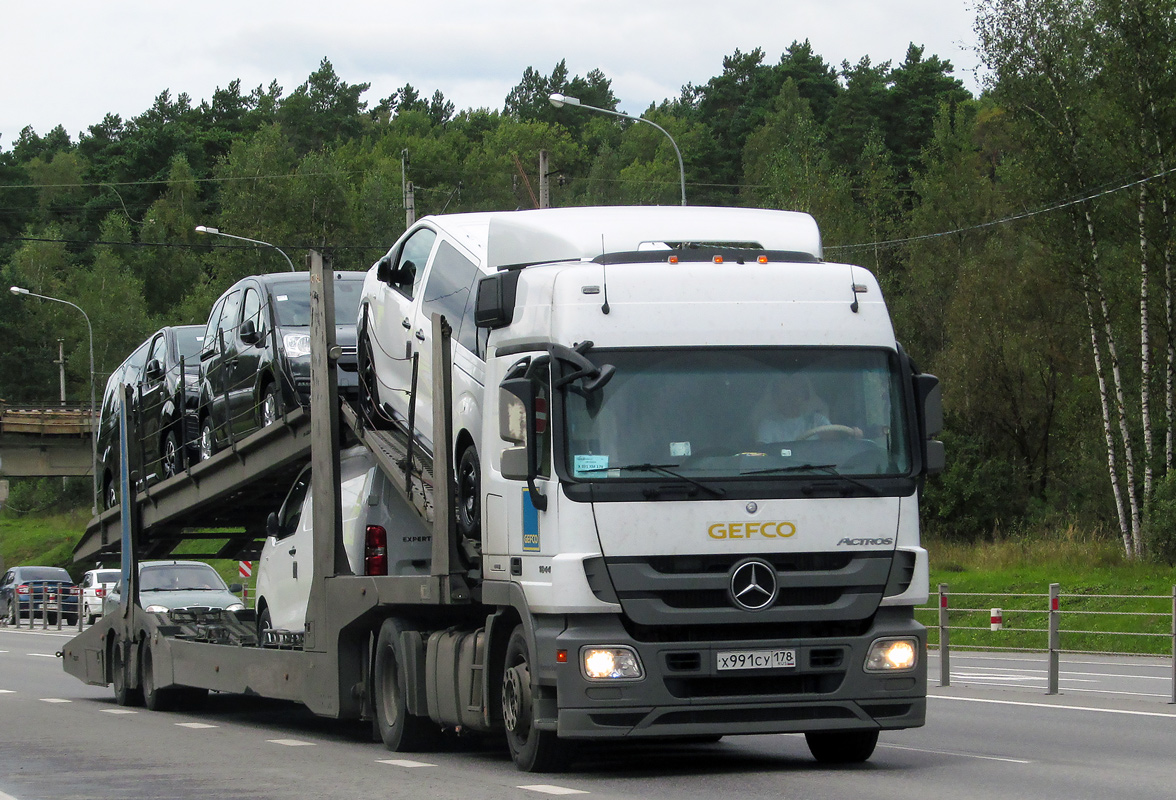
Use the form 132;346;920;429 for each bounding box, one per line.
603;551;892;629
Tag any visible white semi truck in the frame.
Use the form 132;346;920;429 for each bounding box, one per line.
63;207;942;773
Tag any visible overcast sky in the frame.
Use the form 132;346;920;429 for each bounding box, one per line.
1;0;983;150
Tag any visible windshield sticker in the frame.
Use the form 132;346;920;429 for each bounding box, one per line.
276;295;288;302
670;441;692;457
522;489;540;551
574;454;610;477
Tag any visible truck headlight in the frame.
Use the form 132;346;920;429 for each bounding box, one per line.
226;603;245;612
865;638;918;671
144;604;169;613
283;333;311;359
581;646;643;680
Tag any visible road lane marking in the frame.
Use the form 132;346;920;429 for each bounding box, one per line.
268;739;315;746
878;743;1031;764
0;689;14;694
930;694;1176;718
518;786;589;795
28;653;57;658
103;709;138;714
39;698;70;703
176;722;218;729
377;759;436;768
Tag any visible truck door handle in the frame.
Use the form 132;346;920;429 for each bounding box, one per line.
415;329;426;341
288;547;297;556
402;317;412;329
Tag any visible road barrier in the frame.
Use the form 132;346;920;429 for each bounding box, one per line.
923;583;1176;703
3;585;83;632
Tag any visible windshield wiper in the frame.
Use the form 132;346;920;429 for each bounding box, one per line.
580;462;726;498
741;463;881;496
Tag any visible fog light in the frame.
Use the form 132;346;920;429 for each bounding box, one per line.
581;646;643;680
865;638;918;671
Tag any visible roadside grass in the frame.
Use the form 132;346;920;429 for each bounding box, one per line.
925;528;1176;656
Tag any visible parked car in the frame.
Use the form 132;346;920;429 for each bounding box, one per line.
196;272;365;461
79;567;121;624
1;566;79;626
357;213;492;548
103;560;245;617
255;446;432;636
96;325;205;509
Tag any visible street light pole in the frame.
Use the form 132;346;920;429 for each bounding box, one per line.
10;286;98;513
549;92;687;206
194;226;297;271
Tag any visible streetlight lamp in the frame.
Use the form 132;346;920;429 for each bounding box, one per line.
194;226;297;272
10;286;98;513
549;92;687;206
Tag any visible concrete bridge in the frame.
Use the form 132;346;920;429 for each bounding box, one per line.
0;403;94;477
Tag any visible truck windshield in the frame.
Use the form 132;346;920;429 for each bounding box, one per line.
560;348;911;480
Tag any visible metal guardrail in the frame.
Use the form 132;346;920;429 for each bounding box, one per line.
2;586;84;632
922;583;1176;703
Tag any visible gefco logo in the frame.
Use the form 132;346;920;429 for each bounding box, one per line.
708;521;797;540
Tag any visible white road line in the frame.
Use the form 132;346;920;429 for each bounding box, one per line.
27;653;57;658
930;693;1176;718
376;759;436;768
878;743;1031;764
518;786;589;796
103;709;138;715
1051;686;1172;700
0;789;22;800
268;739;315;746
39;698;70;704
176;722;218;729
0;689;14;694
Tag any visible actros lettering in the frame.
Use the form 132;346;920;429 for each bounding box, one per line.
836;537;894;546
708;521;797;539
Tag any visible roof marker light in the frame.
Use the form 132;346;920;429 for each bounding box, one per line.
758;255;769;264
713;255;724;264
668;255;679;264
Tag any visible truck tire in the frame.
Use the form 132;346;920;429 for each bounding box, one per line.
141;643;176;711
111;639;143;707
456;444;481;552
199;416;217;462
162;429;183;479
260;384;280;428
373;620;440;752
502;625;568;773
804;729;879;763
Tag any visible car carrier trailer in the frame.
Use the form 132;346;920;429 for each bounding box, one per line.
65;207;944;773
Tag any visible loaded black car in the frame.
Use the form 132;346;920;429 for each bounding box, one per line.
196;271;364;460
96;325;204;508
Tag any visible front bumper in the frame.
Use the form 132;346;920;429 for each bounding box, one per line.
541;606;926;739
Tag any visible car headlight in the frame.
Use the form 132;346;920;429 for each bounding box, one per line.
226;603;245;612
283;333;311;359
144;604;169;613
864;638;919;671
581;646;643;680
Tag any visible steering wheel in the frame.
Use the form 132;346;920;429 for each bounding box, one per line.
799;424;860;441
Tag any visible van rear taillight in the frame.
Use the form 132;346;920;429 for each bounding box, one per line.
96;588;106;597
365;525;388;576
16;584;29;595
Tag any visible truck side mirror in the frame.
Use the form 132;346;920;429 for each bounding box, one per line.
498;374;548;511
913;373;944;475
266;511;280;539
376;254;393;284
144;359;164;381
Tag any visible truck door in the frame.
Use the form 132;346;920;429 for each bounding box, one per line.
137;331;170;480
205;289;242;442
368;227;437;435
261;468;313;632
230;284;264;436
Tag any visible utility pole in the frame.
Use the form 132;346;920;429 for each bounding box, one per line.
539;150;550;209
55;339;66;407
402;149;416;227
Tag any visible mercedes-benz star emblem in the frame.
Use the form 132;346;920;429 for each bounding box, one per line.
729;559;778;611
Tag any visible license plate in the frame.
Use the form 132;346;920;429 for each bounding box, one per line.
717;649;796;671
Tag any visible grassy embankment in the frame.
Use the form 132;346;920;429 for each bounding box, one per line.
4;512;1173;655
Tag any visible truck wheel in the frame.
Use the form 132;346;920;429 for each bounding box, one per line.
103;473;118;510
256;606;273;644
373;621;439;752
804;729;879;763
456;444;481;549
111;639;143;707
141;644;176;712
502;625;568;773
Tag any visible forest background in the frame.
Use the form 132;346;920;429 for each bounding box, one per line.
4;0;1176;565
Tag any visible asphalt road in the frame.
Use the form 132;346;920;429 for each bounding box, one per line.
2;627;1174;800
